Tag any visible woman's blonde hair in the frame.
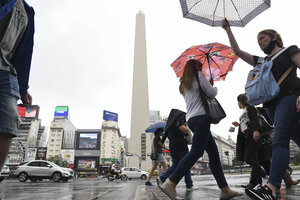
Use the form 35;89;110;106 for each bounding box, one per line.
179;59;202;95
258;29;283;48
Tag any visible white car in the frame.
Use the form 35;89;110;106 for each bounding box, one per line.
14;160;73;182
122;167;148;180
0;165;10;177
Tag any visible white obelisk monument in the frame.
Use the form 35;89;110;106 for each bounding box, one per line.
128;10;151;170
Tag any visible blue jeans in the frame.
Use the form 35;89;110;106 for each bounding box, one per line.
0;70;20;137
169;115;228;189
160;151;193;188
266;95;299;187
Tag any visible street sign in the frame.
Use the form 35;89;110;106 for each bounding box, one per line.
126;154;133;157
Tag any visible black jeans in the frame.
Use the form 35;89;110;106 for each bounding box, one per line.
244;132;266;185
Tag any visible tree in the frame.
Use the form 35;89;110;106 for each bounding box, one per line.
292;152;300;165
47;155;68;167
232;157;243;167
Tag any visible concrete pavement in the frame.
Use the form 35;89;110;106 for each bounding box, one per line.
1;173;300;200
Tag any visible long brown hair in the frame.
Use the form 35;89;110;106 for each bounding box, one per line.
179;59;202;95
258;29;283;48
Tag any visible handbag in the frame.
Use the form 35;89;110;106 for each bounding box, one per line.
194;70;226;124
245;46;293;106
150;152;158;160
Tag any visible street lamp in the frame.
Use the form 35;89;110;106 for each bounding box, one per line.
224;151;230;171
126;152;141;169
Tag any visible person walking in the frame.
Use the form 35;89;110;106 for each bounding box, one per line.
232;94;268;188
159;59;241;200
145;128;168;186
222;18;300;200
156;109;196;190
0;0;35;178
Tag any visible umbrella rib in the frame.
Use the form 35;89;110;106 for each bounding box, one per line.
212;0;220;26
186;0;205;16
229;0;244;26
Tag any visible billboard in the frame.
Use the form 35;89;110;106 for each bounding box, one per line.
36;147;47;160
54;106;68;118
17;105;39;118
78;133;98;149
26;148;37;162
103;110;118;122
76;158;97;171
61;149;75;164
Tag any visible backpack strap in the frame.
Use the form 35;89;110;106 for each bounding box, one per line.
277;65;294;85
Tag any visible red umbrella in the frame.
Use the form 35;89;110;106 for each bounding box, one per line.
171;43;238;81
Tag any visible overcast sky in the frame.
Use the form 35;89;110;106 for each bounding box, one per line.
25;0;300;141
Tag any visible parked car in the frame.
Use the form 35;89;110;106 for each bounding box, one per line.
122;167;148;180
0;165;10;177
14;160;73;182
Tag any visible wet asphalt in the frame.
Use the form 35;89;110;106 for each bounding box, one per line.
1;172;300;200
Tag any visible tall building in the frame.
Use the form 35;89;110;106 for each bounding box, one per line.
46;106;76;159
149;110;162;124
128;11;151;170
7;105;46;165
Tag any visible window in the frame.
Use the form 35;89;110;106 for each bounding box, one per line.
28;161;40;167
40;162;51;168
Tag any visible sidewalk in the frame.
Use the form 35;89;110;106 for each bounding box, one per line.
134;173;300;200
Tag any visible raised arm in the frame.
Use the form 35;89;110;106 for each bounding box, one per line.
222;19;256;67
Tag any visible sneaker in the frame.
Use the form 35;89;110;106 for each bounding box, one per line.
219;191;242;200
145;181;154;186
186;186;199;191
160;181;178;200
245;185;275;200
156;177;163;189
241;182;255;189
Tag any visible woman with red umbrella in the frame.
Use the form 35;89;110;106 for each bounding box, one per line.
159;59;241;200
222;19;300;200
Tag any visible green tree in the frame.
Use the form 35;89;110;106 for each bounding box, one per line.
232;157;243;167
292;152;300;165
47;155;68;167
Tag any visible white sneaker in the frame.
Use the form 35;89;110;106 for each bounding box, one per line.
186;186;199;191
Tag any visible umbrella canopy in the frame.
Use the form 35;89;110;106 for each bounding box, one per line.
171;42;238;81
179;0;271;27
145;121;167;133
165;109;186;132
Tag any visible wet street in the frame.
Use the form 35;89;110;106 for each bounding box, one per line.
1;173;300;200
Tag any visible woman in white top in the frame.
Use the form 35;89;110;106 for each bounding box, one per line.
159;59;241;200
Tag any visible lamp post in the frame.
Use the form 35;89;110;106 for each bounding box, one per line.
126;152;141;169
224;151;230;172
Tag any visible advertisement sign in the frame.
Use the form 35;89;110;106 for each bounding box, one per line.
26;148;37;161
54;106;68;118
36;147;47;160
61;149;75;164
78;133;98;149
103;110;118;122
17;105;39;118
77;159;97;170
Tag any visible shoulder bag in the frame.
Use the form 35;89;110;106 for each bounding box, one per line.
194;70;226;124
245;46;294;106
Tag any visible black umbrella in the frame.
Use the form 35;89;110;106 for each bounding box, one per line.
179;0;271;27
165;109;186;132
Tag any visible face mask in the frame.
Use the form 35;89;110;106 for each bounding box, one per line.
263;40;276;54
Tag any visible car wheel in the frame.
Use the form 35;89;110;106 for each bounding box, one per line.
30;178;37;182
141;174;147;180
18;172;28;182
121;175;128;181
52;172;62;182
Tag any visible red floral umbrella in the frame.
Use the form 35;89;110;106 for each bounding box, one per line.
171;43;239;81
